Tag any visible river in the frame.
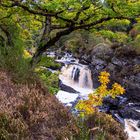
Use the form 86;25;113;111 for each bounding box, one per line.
47;52;140;140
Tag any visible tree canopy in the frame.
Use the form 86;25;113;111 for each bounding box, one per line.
0;0;140;65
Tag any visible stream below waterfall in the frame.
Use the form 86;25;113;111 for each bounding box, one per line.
47;52;140;140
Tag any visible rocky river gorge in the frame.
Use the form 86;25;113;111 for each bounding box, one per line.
47;43;140;140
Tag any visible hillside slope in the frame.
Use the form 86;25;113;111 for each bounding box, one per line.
0;70;77;140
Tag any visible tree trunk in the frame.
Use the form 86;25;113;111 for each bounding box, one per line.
0;26;13;46
30;27;75;67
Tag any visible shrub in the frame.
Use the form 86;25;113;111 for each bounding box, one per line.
0;113;28;140
0;46;34;83
34;55;61;94
35;68;59;94
74;112;127;140
132;34;140;54
75;72;127;140
76;71;125;115
99;30;129;43
37;56;61;69
0;71;78;140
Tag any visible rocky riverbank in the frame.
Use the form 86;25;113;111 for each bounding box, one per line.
74;43;140;122
47;43;140;139
49;43;140;121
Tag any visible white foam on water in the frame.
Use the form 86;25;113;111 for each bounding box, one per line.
56;53;94;105
56;90;79;104
136;110;140;113
46;52;56;57
59;64;94;95
125;119;140;140
56;52;79;64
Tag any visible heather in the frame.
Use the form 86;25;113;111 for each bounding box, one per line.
0;0;140;140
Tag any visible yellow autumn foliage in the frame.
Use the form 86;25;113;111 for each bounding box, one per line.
76;71;125;115
23;50;32;58
98;71;110;84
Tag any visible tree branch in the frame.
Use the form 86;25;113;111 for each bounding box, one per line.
0;13;12;21
0;1;63;17
0;25;13;46
31;14;140;65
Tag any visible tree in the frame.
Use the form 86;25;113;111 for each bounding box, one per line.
0;0;140;65
0;1;42;48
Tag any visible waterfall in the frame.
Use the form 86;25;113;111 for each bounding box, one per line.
71;66;80;82
54;52;140;140
57;63;94;105
78;66;93;89
60;64;93;90
56;53;94;106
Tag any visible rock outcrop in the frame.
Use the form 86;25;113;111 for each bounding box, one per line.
78;43;140;120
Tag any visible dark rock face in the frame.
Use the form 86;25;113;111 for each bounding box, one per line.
71;67;80;82
137;121;140;128
78;43;140;120
118;108;140;120
59;80;79;93
83;44;140;102
91;43;114;61
100;96;140;121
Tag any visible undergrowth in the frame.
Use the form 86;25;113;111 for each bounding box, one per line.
0;71;78;140
0;45;34;84
74;112;127;140
35;68;59;94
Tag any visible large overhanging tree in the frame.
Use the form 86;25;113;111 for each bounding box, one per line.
0;0;140;65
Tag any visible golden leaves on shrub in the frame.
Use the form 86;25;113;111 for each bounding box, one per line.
98;71;110;85
76;71;125;115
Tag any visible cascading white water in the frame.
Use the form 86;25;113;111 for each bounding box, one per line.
60;64;93;90
57;64;94;106
56;53;94;105
47;52;140;140
125;119;140;140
